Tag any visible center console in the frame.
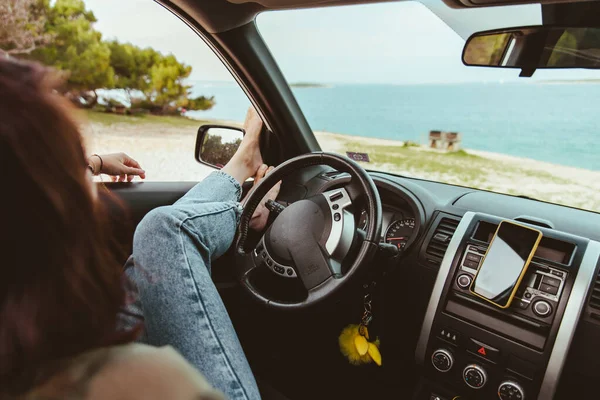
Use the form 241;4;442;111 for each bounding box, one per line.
414;212;600;400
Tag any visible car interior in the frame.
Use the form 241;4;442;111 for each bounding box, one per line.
104;0;600;399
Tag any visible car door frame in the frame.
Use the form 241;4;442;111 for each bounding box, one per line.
155;0;319;162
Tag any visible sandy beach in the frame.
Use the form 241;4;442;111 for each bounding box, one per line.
82;114;600;213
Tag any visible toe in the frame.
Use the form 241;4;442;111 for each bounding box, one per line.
254;164;268;184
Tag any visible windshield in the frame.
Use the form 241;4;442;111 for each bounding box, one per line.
214;2;600;213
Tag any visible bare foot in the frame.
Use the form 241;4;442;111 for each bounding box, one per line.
222;107;264;185
243;165;281;231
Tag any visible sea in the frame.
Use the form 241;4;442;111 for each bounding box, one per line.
187;81;600;171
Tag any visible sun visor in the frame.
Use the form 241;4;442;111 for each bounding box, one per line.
421;0;541;39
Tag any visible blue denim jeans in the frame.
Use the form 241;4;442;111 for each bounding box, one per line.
123;171;261;400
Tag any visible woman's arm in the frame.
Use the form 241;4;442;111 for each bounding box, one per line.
88;152;146;181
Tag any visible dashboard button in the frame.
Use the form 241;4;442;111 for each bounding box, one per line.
464;260;479;269
466;252;482;262
551;270;564;278
431;349;454;372
468;338;500;363
463;364;487;389
533;300;552;317
539;283;558;295
541;276;561;287
514;299;530;309
438;328;459;345
457;274;472;289
498;381;525;400
329;192;343;202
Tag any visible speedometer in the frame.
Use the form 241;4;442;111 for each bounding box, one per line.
384;218;415;251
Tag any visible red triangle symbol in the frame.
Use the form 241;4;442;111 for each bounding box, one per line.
477;347;487;356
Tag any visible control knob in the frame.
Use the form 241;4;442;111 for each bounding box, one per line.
463;364;487;389
533;300;552;317
431;349;454;372
498;380;525;400
457;274;472;289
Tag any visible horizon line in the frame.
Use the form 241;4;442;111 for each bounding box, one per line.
188;78;594;86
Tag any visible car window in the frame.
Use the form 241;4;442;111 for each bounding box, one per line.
3;0;251;182
248;2;600;213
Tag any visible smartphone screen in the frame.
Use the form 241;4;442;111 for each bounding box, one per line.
470;221;542;308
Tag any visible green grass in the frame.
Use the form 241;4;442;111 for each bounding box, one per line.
402;140;420;148
344;140;483;179
80;109;203;128
339;138;569;187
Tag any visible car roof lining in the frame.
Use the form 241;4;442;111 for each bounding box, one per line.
167;0;588;34
225;0;582;8
226;0;399;7
224;0;591;10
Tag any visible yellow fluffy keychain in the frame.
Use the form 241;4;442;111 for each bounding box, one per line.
338;283;382;366
339;324;382;366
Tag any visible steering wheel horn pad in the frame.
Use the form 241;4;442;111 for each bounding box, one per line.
265;198;326;265
235;152;382;310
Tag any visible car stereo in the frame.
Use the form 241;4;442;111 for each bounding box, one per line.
456;243;567;324
414;212;599;400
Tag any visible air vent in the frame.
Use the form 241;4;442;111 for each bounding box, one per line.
586;273;600;324
424;217;460;267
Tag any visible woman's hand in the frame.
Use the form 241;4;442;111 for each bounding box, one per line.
88;153;146;182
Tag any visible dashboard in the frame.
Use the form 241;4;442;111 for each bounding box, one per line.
316;171;426;256
359;202;417;251
107;162;600;400
278;165;600;400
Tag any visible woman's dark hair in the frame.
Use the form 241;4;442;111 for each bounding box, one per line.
0;58;140;394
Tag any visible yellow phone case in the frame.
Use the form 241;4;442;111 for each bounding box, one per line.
469;220;543;309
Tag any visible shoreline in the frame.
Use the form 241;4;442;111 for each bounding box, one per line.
315;129;599;176
83;112;600;213
191;116;596;177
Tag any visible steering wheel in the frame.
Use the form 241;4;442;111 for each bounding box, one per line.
236;152;382;310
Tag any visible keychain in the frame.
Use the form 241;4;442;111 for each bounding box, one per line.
338;282;382;366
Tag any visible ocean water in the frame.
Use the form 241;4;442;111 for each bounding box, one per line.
189;82;600;171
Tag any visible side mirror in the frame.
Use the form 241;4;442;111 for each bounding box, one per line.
195;125;244;169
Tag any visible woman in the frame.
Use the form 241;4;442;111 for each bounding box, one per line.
0;58;274;399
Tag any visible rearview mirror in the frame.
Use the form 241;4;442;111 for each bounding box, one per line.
463;26;600;71
195;125;243;169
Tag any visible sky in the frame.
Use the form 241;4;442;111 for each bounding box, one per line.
85;0;600;84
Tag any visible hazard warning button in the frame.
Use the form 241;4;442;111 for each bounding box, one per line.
468;338;500;363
